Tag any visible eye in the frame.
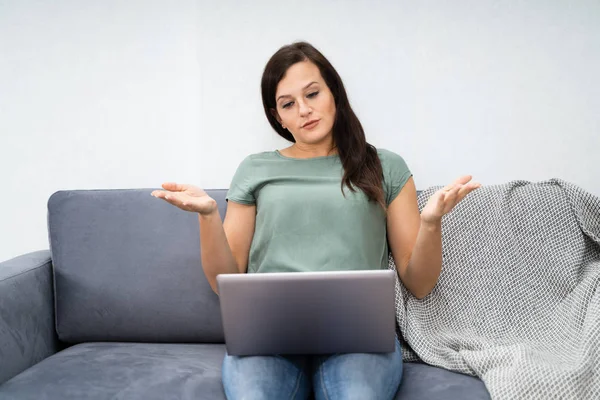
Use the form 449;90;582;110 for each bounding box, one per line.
307;91;319;98
282;101;293;109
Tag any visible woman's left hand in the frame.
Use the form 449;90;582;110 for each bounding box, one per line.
420;175;482;225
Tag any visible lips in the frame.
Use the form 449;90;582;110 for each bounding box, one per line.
302;119;320;129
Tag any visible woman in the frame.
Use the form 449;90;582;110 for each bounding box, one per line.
152;42;480;400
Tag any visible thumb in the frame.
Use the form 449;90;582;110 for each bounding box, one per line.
162;182;187;192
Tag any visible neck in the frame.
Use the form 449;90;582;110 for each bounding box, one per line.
287;138;337;159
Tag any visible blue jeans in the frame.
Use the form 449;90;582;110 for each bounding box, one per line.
222;337;403;400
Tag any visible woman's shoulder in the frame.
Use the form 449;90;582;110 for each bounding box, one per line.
376;148;408;166
376;148;412;204
229;151;279;194
376;147;411;180
236;151;278;166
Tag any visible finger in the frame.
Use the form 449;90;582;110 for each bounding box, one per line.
163;192;190;207
442;183;454;192
444;184;462;203
163;191;179;200
454;175;473;186
456;182;482;202
447;175;473;189
456;185;471;202
462;181;482;193
437;187;458;211
151;190;180;202
161;182;187;192
442;182;457;192
446;175;479;191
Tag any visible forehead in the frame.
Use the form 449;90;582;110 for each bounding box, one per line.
276;61;323;96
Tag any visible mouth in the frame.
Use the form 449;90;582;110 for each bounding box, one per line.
302;119;320;129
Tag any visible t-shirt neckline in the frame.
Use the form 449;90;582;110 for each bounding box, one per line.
274;150;339;161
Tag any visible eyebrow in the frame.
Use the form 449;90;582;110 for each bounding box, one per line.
276;81;319;102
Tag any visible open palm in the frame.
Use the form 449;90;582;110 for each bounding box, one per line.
421;175;481;224
151;182;217;215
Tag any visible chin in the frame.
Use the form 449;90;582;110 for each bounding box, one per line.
301;125;333;143
300;132;330;145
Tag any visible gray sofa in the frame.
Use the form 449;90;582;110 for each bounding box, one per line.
0;189;490;399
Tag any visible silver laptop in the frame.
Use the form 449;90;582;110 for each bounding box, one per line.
216;269;396;356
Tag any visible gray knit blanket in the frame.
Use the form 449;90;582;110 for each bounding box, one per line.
391;179;600;399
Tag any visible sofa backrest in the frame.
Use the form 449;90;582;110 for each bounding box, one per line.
47;189;227;344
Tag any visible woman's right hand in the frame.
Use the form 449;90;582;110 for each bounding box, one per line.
151;182;218;215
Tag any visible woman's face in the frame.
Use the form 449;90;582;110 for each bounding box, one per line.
272;61;337;147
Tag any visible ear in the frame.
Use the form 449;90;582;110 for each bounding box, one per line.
270;108;282;124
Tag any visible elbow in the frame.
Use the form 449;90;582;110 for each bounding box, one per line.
209;280;219;296
401;268;437;300
412;291;428;300
411;284;435;300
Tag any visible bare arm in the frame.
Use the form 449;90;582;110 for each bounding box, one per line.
151;183;256;294
199;201;255;293
387;176;481;299
387;177;442;299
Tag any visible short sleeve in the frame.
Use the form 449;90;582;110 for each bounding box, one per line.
226;155;256;205
379;149;412;206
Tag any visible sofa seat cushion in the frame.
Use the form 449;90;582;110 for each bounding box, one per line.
396;362;490;399
0;342;489;400
0;342;227;400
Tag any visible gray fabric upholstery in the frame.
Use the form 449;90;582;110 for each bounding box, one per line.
0;341;487;400
0;342;227;400
0;250;60;384
47;189;228;344
0;188;489;398
396;362;490;399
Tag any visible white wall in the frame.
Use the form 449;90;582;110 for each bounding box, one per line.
1;0;599;262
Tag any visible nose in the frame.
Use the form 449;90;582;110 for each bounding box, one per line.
298;99;312;118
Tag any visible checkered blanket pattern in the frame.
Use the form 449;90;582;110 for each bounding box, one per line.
391;179;600;399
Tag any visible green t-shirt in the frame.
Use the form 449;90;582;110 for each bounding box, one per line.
226;148;412;274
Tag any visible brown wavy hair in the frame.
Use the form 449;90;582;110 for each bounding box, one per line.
261;41;385;209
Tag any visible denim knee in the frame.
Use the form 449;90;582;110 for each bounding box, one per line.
222;353;311;400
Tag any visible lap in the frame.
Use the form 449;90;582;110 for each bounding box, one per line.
222;338;403;400
312;337;403;400
222;353;311;400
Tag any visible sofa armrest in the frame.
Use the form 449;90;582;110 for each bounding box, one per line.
0;250;60;385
